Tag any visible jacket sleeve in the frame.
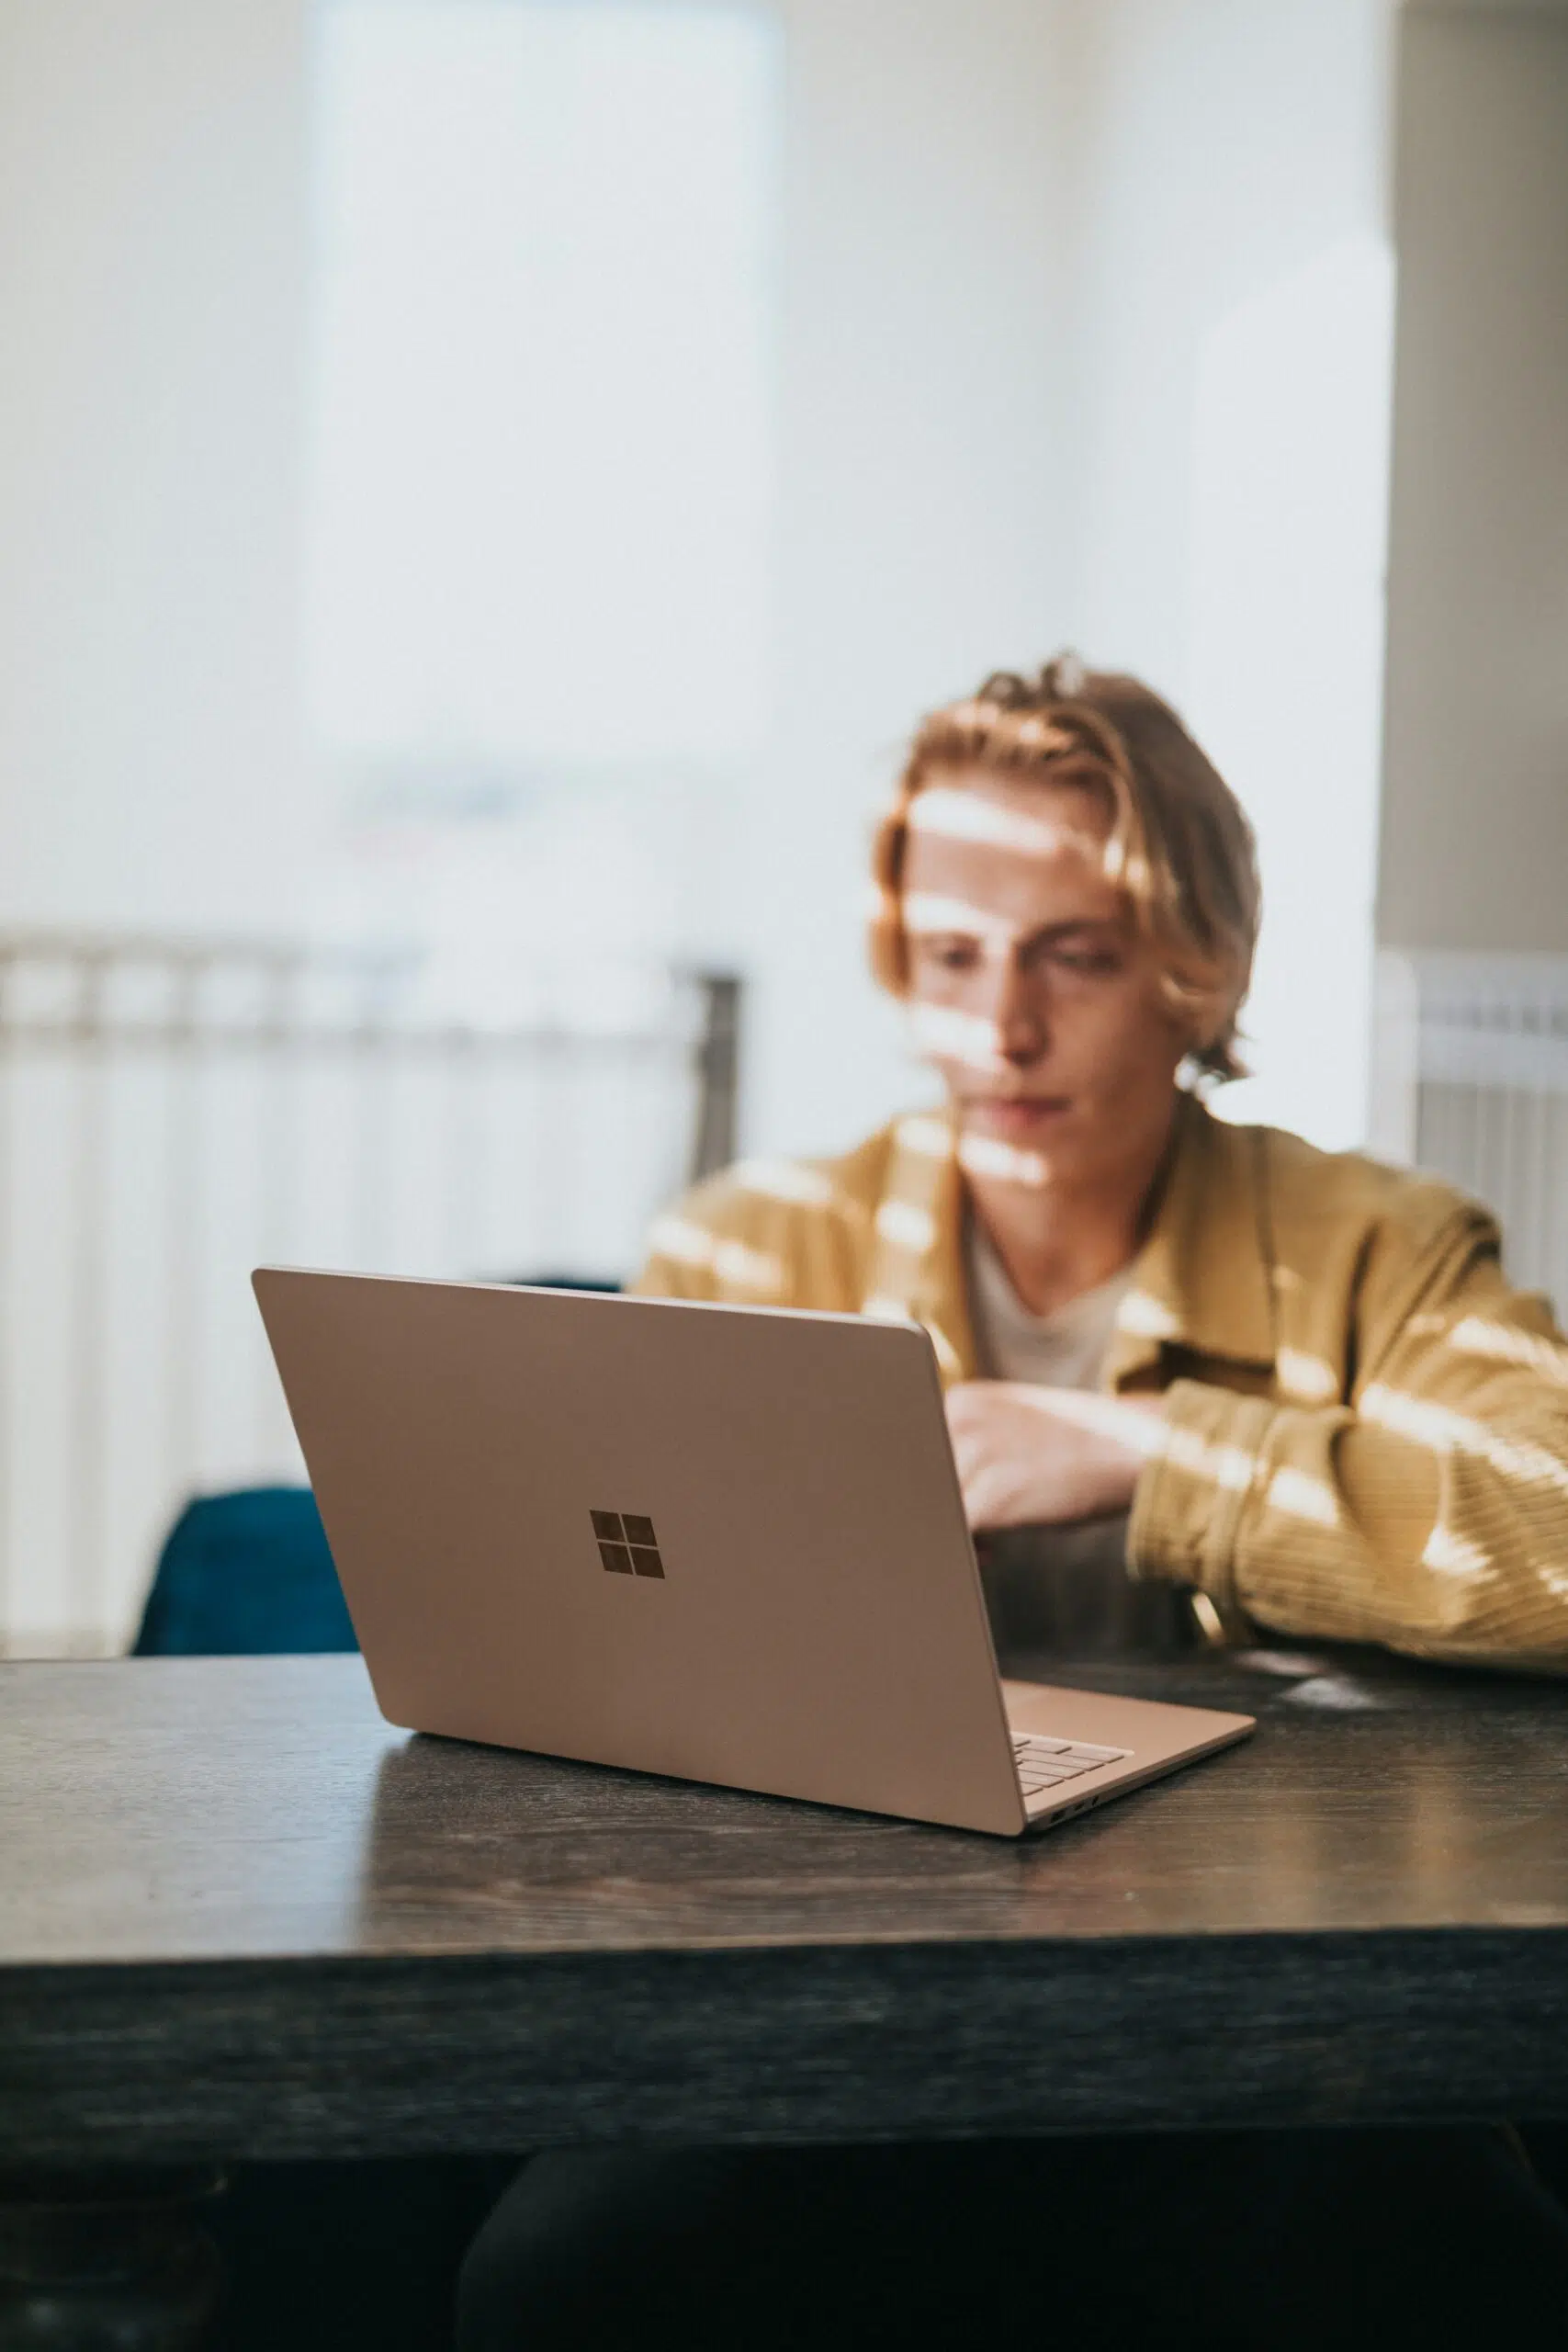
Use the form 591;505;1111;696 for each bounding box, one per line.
626;1162;867;1311
1129;1204;1568;1671
629;1190;782;1304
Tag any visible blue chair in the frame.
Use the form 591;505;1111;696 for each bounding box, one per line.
135;1281;622;1660
132;1486;357;1657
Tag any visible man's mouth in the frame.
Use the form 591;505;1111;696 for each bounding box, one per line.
964;1094;1073;1136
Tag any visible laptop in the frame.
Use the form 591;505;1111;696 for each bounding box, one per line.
253;1271;1254;1837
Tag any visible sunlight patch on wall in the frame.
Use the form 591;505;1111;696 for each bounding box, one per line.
300;2;780;1033
306;2;780;781
1187;232;1394;1152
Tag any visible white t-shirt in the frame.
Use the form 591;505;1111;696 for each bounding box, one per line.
964;1217;1131;1395
963;1215;1193;1659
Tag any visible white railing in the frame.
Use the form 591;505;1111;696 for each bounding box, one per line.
1371;949;1568;1313
0;937;738;1657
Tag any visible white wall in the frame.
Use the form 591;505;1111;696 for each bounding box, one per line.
0;0;1396;1164
0;0;1075;1163
1379;0;1568;954
743;0;1398;1159
734;0;1073;1155
0;0;318;933
1053;0;1394;1150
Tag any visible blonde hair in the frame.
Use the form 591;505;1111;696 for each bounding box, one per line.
869;654;1261;1083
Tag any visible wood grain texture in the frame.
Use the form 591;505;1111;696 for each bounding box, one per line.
2;1650;1565;2160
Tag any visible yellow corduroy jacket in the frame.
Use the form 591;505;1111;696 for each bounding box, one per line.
634;1095;1568;1673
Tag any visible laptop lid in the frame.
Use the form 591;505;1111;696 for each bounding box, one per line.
253;1272;1028;1835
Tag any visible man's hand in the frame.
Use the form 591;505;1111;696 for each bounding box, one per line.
944;1381;1166;1530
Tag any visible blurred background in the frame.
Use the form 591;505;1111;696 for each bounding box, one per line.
0;0;1565;1655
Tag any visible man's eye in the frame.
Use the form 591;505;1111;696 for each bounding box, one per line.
920;937;981;972
1055;946;1121;977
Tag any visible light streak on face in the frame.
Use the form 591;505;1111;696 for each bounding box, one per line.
906;785;1103;862
906;1001;1016;1080
898;768;1185;1193
902;891;1018;948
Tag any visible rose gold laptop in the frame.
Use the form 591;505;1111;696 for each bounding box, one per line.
253;1271;1254;1838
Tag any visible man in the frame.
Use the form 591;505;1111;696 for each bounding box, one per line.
458;658;1568;2349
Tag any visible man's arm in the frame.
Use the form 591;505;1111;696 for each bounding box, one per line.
1128;1206;1568;1672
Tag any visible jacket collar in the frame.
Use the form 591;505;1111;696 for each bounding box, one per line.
862;1107;976;1381
865;1093;1277;1388
1103;1094;1278;1385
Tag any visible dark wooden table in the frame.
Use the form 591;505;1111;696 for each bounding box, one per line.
4;1645;1567;2170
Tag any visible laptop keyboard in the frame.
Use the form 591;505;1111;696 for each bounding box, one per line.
1013;1732;1131;1797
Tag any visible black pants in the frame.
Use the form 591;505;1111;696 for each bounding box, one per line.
457;2127;1568;2351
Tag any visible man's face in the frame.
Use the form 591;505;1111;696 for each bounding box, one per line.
900;768;1189;1189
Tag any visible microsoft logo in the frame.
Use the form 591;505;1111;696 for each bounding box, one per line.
591;1510;665;1579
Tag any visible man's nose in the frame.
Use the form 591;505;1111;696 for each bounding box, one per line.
985;956;1046;1066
